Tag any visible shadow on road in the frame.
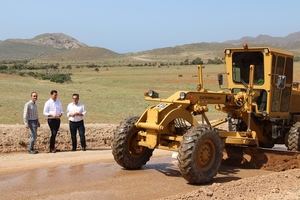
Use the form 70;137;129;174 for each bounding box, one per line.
144;161;244;184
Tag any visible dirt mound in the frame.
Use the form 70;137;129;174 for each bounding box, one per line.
223;147;300;172
163;169;300;200
0;124;117;153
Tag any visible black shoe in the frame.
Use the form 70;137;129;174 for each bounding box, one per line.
82;147;86;151
51;149;57;153
28;150;38;154
71;149;76;151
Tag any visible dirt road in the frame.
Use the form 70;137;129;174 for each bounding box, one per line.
0;150;272;200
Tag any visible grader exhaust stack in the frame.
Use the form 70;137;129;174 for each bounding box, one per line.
112;45;300;184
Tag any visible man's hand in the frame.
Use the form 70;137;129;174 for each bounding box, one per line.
75;112;83;116
37;121;40;127
55;113;62;118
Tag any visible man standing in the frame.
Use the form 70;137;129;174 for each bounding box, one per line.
67;93;87;151
43;90;63;153
23;92;40;154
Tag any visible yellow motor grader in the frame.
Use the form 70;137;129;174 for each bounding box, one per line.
112;45;300;184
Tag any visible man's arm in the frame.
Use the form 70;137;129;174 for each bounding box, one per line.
23;102;29;126
66;103;72;117
58;101;63;117
43;101;51;117
81;104;87;116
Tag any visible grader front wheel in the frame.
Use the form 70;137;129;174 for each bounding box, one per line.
112;116;154;169
178;125;223;184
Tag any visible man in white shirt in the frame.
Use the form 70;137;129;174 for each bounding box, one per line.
67;93;87;151
23;91;40;154
43;90;63;153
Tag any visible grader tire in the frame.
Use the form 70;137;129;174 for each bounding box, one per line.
178;125;223;184
287;122;300;151
112;116;153;169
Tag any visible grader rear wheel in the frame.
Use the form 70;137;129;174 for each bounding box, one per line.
287;122;300;151
178;125;223;184
112;116;154;169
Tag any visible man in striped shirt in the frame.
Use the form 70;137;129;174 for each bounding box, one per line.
23;91;40;154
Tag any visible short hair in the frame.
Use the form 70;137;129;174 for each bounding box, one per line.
50;90;58;95
31;91;37;96
72;93;79;98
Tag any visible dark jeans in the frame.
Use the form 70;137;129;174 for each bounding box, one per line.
28;120;38;151
47;119;61;150
69;120;86;150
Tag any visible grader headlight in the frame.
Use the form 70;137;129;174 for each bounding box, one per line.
146;90;159;98
225;49;231;55
179;92;186;100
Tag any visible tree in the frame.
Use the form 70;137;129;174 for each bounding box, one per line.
191;57;203;65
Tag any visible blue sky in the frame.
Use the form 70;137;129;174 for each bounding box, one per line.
0;0;299;53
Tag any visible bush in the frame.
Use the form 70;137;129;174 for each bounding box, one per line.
191;57;204;65
295;56;300;62
207;57;223;64
0;65;8;71
180;59;190;65
49;73;71;83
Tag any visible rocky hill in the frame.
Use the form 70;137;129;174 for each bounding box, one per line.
6;33;87;49
0;33;118;60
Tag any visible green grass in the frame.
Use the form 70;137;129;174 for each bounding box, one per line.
0;65;227;124
1;62;300;124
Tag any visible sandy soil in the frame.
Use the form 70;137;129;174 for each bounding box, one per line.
0;123;116;153
0;150;277;200
1;123;300;200
163;169;300;200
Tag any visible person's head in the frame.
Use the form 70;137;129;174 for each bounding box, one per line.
31;91;38;102
72;93;79;104
50;90;58;101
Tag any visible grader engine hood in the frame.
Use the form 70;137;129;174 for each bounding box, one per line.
136;91;198;132
136;90;237;133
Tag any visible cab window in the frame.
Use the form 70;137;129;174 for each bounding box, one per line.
232;52;264;85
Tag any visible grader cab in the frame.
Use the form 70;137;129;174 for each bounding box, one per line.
112;45;300;184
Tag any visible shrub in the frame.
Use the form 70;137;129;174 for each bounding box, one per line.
49;73;71;83
207;57;224;64
0;65;8;71
295;56;300;62
191;57;204;65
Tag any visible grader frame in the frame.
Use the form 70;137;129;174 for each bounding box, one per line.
112;45;300;184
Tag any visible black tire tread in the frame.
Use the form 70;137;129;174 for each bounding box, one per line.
112;116;153;169
287;122;300;151
178;124;223;184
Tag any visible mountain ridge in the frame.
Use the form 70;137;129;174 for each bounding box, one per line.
1;31;300;61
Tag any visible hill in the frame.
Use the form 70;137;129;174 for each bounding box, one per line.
0;40;64;60
226;31;300;49
0;33;119;61
1;31;300;63
38;47;120;62
130;32;300;63
6;33;87;49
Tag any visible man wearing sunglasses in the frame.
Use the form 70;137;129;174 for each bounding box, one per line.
67;93;87;151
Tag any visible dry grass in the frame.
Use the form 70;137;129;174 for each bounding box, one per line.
1;62;300;124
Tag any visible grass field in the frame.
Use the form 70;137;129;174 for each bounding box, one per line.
1;63;300;124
